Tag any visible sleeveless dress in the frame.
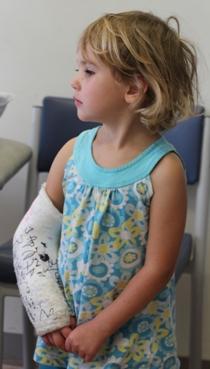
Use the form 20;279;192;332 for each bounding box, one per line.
34;127;180;369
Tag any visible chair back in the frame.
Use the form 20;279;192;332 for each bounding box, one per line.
164;106;205;185
25;96;99;205
38;96;99;172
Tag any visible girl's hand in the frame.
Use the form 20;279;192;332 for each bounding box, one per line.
65;319;108;362
42;316;77;351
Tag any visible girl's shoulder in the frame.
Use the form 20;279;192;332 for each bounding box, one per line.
151;151;186;196
54;137;76;170
45;137;76;211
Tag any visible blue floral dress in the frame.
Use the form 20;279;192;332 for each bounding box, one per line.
34;127;180;369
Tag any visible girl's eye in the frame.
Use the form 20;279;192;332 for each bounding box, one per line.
85;69;95;76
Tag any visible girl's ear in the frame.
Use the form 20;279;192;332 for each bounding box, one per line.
124;76;148;105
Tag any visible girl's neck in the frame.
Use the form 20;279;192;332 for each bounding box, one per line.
92;120;160;169
96;120;160;150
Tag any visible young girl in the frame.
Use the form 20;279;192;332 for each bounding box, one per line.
14;10;197;369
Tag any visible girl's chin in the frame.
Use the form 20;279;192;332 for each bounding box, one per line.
77;114;92;122
77;112;97;123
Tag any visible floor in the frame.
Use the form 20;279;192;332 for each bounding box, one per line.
2;359;210;369
3;366;22;369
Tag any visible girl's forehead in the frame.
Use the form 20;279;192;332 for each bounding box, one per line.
76;48;101;67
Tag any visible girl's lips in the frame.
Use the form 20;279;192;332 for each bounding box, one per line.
74;97;83;107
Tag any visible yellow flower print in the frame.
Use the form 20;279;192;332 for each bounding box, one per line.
114;333;130;353
95;190;110;212
98;200;109;213
35;345;67;366
146;301;159;315
163;308;171;319
124;252;137;263
135;182;148;196
116;279;128;291
154;317;162;330
64;270;70;282
63;271;72;292
133;209;144;221
130;333;147;362
63;209;85;237
91;291;113;313
157;328;169;339
150;341;158;353
118;333;147;363
154;317;169;338
98;244;109;254
79;311;93;321
109;218;142;249
92;222;100;239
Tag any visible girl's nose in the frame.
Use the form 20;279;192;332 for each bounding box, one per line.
71;75;81;90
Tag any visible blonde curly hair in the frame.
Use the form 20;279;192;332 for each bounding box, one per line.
79;11;198;132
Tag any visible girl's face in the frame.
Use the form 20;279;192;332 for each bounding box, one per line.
71;48;130;125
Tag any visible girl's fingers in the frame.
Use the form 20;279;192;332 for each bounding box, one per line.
42;333;54;346
42;335;51;346
61;326;72;338
43;332;66;350
48;334;56;346
65;336;71;352
51;331;66;350
70;316;77;329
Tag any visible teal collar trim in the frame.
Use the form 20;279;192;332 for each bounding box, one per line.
74;127;175;188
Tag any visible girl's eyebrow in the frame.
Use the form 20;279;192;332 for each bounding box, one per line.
83;61;97;67
76;57;98;68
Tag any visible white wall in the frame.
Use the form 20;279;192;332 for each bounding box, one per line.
0;0;210;360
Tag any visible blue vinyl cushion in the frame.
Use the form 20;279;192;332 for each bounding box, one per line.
164;107;204;185
175;233;192;283
0;240;17;283
38;97;99;172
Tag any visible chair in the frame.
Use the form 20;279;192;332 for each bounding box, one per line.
28;97;209;369
164;107;210;369
0;138;33;369
26;97;99;204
